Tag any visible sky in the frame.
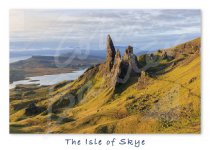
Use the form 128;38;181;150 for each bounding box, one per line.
10;9;201;52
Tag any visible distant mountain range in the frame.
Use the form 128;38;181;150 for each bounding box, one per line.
10;47;149;59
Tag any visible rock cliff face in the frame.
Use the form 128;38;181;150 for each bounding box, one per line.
111;50;122;85
103;35;140;87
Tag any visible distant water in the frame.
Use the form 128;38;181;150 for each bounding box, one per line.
10;69;86;89
10;56;31;63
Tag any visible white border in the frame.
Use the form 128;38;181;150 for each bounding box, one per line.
1;0;209;150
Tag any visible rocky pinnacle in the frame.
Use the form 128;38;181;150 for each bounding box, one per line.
106;34;116;71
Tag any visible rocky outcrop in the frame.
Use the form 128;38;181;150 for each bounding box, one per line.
25;103;45;116
164;38;201;59
111;49;122;85
157;50;174;61
123;46;132;60
106;34;116;71
136;71;151;90
112;49;122;74
102;35;141;86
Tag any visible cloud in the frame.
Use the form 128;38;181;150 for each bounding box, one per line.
10;9;201;51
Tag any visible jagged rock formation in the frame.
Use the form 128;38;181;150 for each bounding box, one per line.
102;35;201;88
123;46;133;61
106;34;116;71
103;35;141;86
111;49;122;84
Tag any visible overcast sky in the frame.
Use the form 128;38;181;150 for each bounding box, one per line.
10;9;201;52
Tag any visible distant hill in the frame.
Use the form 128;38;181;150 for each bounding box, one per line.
61;50;106;59
10;36;200;134
62;47;146;59
10;49;69;58
10;55;104;83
